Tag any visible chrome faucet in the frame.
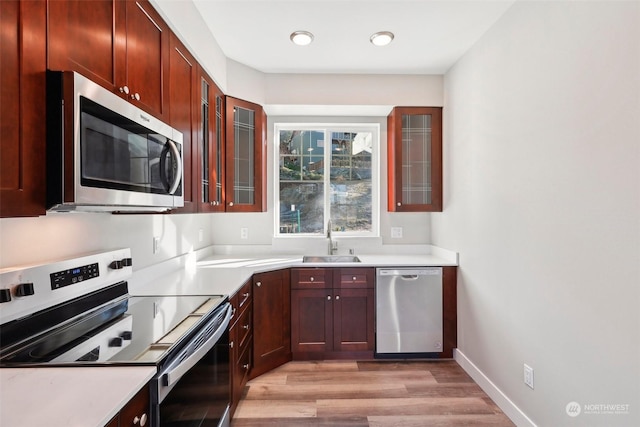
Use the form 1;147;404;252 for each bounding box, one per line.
327;219;338;255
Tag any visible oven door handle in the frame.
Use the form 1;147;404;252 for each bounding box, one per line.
157;303;232;402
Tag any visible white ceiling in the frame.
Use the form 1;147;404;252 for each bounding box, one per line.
190;0;516;75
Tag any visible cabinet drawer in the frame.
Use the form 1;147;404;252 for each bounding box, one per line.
236;303;252;350
336;268;374;289
237;280;252;310
237;339;252;386
231;279;252;325
291;268;330;289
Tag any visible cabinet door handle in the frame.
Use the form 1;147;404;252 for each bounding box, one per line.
397;202;402;207
310;277;314;282
229;201;234;207
243;324;249;330
243;363;250;370
119;85;130;95
336;295;340;300
229;341;234;349
327;295;331;300
256;281;261;287
131;92;140;101
352;276;357;281
133;413;148;426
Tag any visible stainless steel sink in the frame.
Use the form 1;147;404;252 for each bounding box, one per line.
302;255;361;263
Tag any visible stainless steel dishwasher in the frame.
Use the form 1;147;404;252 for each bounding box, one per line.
375;268;443;357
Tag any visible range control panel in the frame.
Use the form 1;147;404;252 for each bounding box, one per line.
0;249;132;325
51;263;100;290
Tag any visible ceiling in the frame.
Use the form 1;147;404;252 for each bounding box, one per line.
189;0;516;75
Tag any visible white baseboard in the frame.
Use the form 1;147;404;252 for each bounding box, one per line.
454;348;537;427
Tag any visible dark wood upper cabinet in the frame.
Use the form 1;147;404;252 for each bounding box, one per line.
225;97;267;212
47;0;124;90
168;33;198;213
123;0;169;120
197;71;226;213
387;106;443;212
0;0;47;217
47;0;169;121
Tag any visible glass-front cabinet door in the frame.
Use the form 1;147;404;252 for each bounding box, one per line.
387;106;443;212
198;72;225;212
225;96;266;212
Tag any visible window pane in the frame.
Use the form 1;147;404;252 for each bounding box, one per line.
279;130;326;233
402;113;432;204
234;107;255;205
279;182;324;233
329;132;372;232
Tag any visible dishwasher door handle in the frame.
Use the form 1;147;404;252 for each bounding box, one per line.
400;275;419;280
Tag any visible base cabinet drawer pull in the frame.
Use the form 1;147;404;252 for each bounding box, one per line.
133;413;147;426
336;295;340;300
327;295;331;300
310;277;314;282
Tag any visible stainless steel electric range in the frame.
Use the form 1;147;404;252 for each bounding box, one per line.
0;249;231;427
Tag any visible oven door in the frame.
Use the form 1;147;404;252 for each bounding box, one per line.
152;303;232;427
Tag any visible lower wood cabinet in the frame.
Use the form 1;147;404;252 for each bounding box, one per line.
104;385;150;427
442;266;457;358
229;279;252;417
251;269;291;378
290;268;375;360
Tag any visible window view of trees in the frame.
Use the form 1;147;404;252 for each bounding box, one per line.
278;127;374;235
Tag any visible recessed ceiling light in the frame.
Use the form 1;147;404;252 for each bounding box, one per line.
370;31;394;46
290;31;314;46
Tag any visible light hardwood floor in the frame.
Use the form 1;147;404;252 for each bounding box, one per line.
232;360;515;426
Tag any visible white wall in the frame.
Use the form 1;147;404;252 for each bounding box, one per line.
433;1;640;426
0;214;214;271
150;0;227;91
265;73;443;108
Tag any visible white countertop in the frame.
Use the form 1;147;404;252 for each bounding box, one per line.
0;366;156;427
129;250;458;297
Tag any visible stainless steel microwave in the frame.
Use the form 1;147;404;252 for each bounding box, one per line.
46;71;183;212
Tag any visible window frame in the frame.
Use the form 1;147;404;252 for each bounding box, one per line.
274;122;380;238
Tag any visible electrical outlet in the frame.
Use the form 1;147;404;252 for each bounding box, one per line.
524;364;534;389
198;228;204;243
240;228;249;239
391;227;403;238
153;237;160;254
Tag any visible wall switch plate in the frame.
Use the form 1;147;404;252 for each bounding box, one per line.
153;237;160;254
391;227;403;238
524;364;534;389
240;228;249;239
198;229;204;243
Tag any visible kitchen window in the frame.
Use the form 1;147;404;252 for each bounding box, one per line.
275;123;379;237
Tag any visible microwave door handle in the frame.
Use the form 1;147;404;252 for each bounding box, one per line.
157;305;232;402
166;140;182;195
